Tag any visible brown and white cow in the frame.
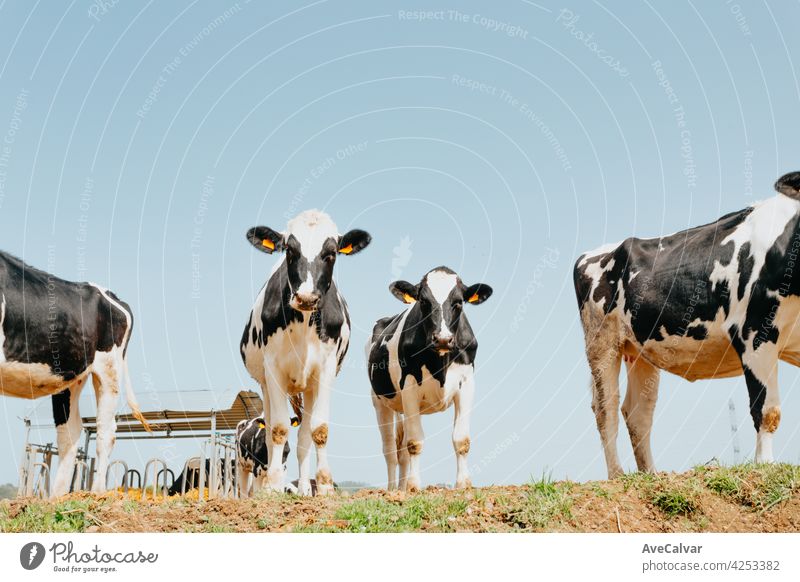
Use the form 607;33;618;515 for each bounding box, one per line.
0;250;148;496
574;172;800;477
240;210;371;495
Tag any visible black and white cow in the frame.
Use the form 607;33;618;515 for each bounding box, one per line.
0;251;148;496
235;415;290;498
574;172;800;478
240;210;371;496
366;267;492;491
167;458;236;496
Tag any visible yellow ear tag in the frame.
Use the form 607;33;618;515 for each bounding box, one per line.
339;244;353;254
291;418;299;427
262;239;275;250
258;421;266;429
468;293;480;303
403;293;416;304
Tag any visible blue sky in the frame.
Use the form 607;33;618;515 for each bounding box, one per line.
1;0;799;487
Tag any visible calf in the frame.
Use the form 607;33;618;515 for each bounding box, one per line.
366;267;492;491
240;209;371;495
235;415;290;497
574;172;800;478
167;458;236;496
0;251;148;496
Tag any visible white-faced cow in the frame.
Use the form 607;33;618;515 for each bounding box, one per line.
574;172;800;478
235;415;290;498
0;251;148;496
240;210;371;496
366;267;492;491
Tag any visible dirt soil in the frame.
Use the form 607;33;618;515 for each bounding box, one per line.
3;465;800;533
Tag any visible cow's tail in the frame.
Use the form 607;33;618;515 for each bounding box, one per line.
122;357;151;432
289;394;303;427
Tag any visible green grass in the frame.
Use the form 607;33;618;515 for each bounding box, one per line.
295;494;468;532
504;475;573;530
703;463;800;510
0;499;95;533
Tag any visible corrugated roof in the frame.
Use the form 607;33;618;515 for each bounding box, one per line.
28;389;263;435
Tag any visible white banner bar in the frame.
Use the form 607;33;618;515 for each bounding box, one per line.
1;533;798;581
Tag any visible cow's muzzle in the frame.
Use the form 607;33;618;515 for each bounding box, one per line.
432;334;455;355
291;292;320;312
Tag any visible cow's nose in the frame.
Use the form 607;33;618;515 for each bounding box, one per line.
432;334;454;350
293;292;320;310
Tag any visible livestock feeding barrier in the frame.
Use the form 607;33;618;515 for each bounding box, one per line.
16;389;262;500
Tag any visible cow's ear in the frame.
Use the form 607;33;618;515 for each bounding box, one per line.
389;280;418;304
464;283;493;305
338;229;372;255
247;226;285;254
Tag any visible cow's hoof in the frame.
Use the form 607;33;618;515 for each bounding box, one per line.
297;480;313;496
405;480;421;493
317;483;334;496
455;479;472;489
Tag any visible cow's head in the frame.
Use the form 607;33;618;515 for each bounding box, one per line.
247;210;371;312
389;266;492;355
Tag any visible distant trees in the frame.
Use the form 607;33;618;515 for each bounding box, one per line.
0;483;15;500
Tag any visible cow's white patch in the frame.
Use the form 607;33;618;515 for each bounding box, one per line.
297;272;314;295
578;241;622;267
426;270;458;304
286;209;338;261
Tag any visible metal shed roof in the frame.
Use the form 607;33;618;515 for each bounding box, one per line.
79;389;263;435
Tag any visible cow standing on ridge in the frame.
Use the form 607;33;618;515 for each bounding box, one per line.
574;172;800;478
366;267;492;491
0;251;148;496
240;210;371;495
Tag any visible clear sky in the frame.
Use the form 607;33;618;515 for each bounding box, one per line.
1;0;799;487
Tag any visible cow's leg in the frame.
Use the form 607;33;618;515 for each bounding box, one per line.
400;386;424;492
452;374;474;489
296;389;315;496
236;462;251;498
737;343;780;462
51;386;83;497
588;346;623;478
621;357;660;473
396;413;409;490
372;394;398;490
90;353;121;493
262;371;289;492
310;360;336;496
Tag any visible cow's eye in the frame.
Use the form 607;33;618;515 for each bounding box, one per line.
453;302;463;311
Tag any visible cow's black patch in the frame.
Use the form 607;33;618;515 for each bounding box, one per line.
574;207;753;346
0;251;132;384
51;389;70;426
